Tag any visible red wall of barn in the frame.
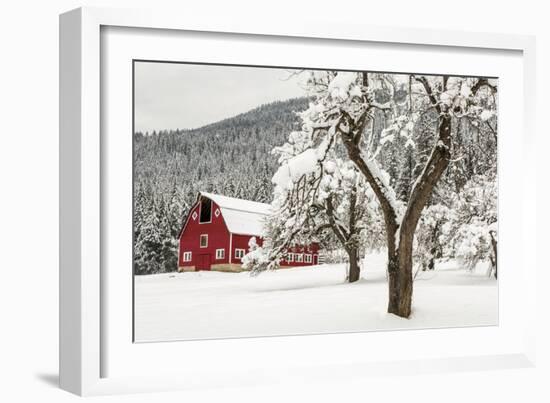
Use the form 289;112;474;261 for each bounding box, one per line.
179;197;320;270
230;234;262;265
228;235;319;267
178;200;230;269
280;244;320;267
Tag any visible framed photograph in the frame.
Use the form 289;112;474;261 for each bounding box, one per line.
60;7;537;396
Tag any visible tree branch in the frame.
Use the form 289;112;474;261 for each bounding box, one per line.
399;112;452;259
471;78;497;95
326;196;350;248
415;76;441;114
338;115;400;253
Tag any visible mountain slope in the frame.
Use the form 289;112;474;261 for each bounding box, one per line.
134;96;309;206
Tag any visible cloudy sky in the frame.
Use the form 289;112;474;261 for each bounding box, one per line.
134;62;307;133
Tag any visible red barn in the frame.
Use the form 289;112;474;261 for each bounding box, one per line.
178;192;320;272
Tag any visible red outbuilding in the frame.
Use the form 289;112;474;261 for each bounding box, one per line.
178;192;320;272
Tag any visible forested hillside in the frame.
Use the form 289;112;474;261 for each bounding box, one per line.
133;97;310;274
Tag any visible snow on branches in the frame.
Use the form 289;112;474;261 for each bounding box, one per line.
246;115;381;279
246;69;498;302
449;175;498;274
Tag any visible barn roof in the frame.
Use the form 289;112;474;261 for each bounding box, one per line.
199;192;272;236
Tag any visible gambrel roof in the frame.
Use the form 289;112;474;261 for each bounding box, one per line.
199;192;272;236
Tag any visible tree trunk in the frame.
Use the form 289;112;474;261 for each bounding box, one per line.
489;230;497;279
348;247;360;283
387;112;453;318
428;256;435;271
325;195;362;284
339;73;454;318
386;251;402;314
387;231;415;317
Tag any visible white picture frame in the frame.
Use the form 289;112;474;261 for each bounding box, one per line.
59;6;537;396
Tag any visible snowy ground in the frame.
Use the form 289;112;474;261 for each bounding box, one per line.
134;252;498;342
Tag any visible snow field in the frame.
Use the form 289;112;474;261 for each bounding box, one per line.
134;252;497;342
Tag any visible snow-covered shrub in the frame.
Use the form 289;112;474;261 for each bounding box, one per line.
414;203;454;271
447;175;497;272
241;237;271;272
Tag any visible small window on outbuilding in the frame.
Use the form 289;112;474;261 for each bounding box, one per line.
199;198;212;223
200;234;208;248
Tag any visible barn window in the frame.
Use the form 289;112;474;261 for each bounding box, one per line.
296;254;304;262
216;249;225;259
305;254;312;263
200;234;208;248
183;251;192;262
287;253;294;262
199;198;212;223
235;249;245;260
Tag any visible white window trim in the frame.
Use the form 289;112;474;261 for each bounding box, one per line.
235;249;245;260
199;234;208;248
305;254;312;263
296;253;303;262
216;248;225;260
287;253;294;262
182;251;192;262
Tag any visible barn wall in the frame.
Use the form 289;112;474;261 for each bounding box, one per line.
230;234;261;266
230;234;319;268
178;200;230;271
280;244;320;267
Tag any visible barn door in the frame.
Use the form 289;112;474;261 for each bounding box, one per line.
198;254;211;271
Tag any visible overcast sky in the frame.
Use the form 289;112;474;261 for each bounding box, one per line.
134;62;307;133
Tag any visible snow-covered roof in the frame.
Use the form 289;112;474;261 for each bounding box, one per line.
199;192;271;236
